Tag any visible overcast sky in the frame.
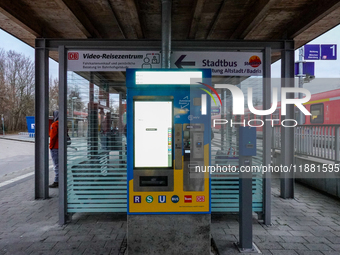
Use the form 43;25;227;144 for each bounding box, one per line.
1;24;339;82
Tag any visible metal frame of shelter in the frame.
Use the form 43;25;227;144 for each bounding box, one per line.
35;39;295;225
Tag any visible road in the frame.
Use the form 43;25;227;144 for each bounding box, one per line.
0;139;35;178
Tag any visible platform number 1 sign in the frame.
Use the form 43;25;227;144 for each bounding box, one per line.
321;45;337;60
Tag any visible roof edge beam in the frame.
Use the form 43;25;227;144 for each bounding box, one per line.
54;0;102;38
188;0;205;39
230;0;276;40
0;0;60;37
107;0;127;39
205;0;227;39
287;0;340;39
125;0;144;39
39;38;292;51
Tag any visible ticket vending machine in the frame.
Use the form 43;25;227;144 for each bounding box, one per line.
126;69;211;254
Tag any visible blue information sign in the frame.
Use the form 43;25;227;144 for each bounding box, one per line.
294;62;315;76
304;45;320;60
320;44;337;60
211;106;220;114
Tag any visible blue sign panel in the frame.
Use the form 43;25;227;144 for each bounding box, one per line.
303;62;315;76
211;107;220;114
304;45;320;60
171;195;179;203
158;195;166;203
294;62;315;76
134;196;141;203
321;44;337;60
295;62;315;75
26;116;35;133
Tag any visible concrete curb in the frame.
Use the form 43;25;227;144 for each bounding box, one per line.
0;136;35;143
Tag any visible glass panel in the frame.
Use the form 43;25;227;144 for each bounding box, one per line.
65;52;264;214
66;71;127;213
210;76;263;213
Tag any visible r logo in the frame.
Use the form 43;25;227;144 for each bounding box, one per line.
134;196;141;203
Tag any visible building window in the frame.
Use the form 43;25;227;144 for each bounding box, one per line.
310;104;324;124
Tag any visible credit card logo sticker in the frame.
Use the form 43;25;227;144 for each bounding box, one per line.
171;195;179;203
158;195;166;203
146;195;153;203
196;196;205;202
134;196;141;203
184;195;192;203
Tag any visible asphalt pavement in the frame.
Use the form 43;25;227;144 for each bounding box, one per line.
0;135;34;180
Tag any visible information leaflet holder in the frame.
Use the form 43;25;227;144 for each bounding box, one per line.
126;69;211;215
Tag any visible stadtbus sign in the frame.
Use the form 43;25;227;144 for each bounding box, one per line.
67;50;263;76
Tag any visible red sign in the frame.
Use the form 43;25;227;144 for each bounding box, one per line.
184;195;192;203
196;196;205;202
68;52;79;60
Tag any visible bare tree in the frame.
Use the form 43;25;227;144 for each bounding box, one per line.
49;77;59;115
0;50;6;117
0;49;35;132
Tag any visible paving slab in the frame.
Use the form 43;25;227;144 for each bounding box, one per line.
213;179;340;254
1;165;340;254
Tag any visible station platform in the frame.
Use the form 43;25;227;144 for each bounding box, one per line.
1;176;340;254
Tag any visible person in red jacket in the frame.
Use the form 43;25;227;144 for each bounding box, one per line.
49;110;59;188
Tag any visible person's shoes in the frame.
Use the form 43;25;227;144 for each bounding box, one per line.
49;182;58;188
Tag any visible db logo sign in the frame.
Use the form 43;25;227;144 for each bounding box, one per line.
196;196;205;202
68;52;79;60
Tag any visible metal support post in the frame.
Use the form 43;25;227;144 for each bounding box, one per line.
237;127;259;253
71;98;74;137
161;0;171;68
1;114;4;135
88;73;98;159
221;90;225;150
238;156;253;251
280;41;295;199
118;93;124;133
58;45;68;225
118;92;124;165
263;47;272;225
335;126;339;164
35;39;49;199
298;47;304;124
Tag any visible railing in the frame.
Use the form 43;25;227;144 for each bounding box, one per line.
272;125;340;162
